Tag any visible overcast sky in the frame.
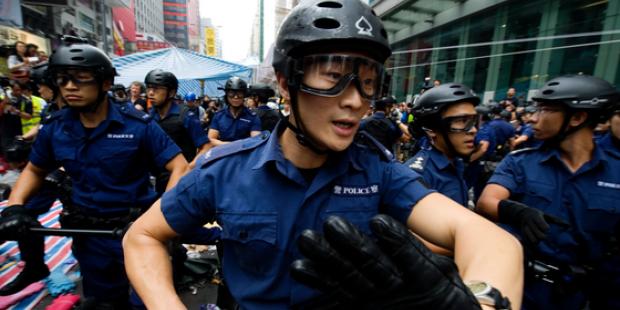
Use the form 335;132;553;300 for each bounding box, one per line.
199;0;276;63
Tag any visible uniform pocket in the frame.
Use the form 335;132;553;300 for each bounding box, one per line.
219;212;278;275
583;193;620;233
55;148;79;175
99;145;139;179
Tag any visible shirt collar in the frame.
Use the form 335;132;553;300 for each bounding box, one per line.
252;121;363;172
428;146;452;170
226;106;250;119
61;99;124;138
539;143;608;169
149;103;181;121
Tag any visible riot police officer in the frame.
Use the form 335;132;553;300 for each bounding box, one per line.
248;83;280;132
477;75;620;309
145;69;210;191
0;38;188;307
359;96;402;153
208;77;261;145
124;1;522;309
404;83;479;206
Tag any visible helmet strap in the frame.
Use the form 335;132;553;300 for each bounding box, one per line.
286;87;329;155
543;108;588;147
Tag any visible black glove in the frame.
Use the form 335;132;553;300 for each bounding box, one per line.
498;199;569;245
290;215;482;310
0;205;40;241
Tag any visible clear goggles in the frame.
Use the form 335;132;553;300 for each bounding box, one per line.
441;114;479;133
54;69;97;87
298;54;386;100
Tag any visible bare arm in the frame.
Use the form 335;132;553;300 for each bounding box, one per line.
475;183;511;221
189;143;213;169
164;154;188;191
409;192;523;309
513;135;529;148
7;163;49;205
123;200;185;310
250;130;261;137
470;140;489;162
207;129;229;146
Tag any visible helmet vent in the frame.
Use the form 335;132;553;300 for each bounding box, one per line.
314;18;340;29
450;84;462;88
548;82;559;86
71;56;85;62
453;91;465;96
317;1;342;8
70;49;83;53
542;89;554;95
380;28;387;39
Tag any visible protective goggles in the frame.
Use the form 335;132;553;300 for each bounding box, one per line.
54;69;97;87
298;54;386;100
441;114;479;133
226;90;246;98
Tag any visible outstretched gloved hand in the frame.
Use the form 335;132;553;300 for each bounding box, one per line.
290;214;482;310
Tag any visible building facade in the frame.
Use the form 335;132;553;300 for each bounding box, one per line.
134;0;164;39
163;0;189;48
372;0;620;103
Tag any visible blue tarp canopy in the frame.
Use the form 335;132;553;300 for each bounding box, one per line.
111;48;252;98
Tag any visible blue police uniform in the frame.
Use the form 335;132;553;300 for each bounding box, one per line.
160;122;434;309
464;122;496;200
405;147;468;206
598;132;619;156
29;100;181;303
515;123;541;149
209;106;261;141
488;145;620;309
488;118;515;147
149;103;210;149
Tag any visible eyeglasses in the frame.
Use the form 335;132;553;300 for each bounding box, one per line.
298;54;386;100
441;114;479;133
226;90;245;98
146;84;168;92
531;104;564;115
54;71;97;87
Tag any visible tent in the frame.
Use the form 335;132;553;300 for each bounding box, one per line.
111;48;252;98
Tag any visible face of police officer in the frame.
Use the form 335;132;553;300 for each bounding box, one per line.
529;102;566;140
147;85;173;107
57;69;111;109
433;102;478;157
226;90;245;108
611;112;620;140
38;84;54;101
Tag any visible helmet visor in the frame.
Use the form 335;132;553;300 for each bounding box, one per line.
299;54;385;100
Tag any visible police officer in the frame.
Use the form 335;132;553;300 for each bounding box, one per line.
208;77;261;145
21;63;66;140
111;84;129;103
466;105;497;202
145;69;210;189
598;100;619;154
183;92;206;125
248;83;280;132
359;96;402;153
123;1;523;309
476;75;620;309
0;38;188;307
404;83;479;207
487;101;516;155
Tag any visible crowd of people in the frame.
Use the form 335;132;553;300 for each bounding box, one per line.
0;0;619;309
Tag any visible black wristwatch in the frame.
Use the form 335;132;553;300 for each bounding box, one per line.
466;281;511;310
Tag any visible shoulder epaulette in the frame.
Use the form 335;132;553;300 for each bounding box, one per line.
199;132;270;167
40;109;63;125
508;147;538;156
407;153;427;173
355;130;394;162
118;104;151;122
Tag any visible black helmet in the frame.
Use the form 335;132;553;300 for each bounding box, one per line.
272;0;391;75
524;105;537;114
30;63;53;86
48;42;116;79
248;83;275;98
5;140;32;163
223;77;248;92
532;75;619;110
413;83;480;117
144;69;178;91
111;84;126;92
374;96;396;110
487;101;503;114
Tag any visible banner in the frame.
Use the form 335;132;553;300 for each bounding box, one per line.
205;27;216;56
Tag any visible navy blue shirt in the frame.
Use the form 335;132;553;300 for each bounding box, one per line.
149;103;209;148
161;122;433;309
359;111;402;150
488;119;515;146
475;122;497;158
489;146;620;265
597;132;619;156
30;100;181;214
405;147;468;206
209;106;261;142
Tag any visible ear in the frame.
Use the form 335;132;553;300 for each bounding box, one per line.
569;111;589;127
102;79;113;91
168;89;177;100
276;72;290;101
